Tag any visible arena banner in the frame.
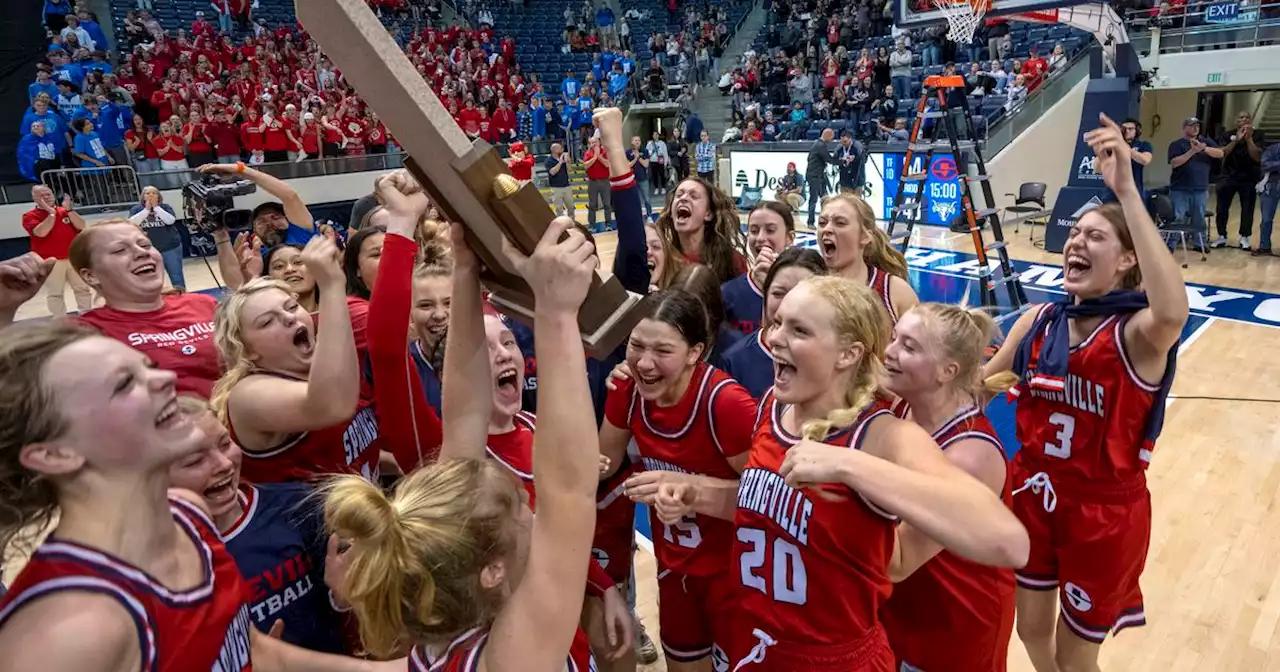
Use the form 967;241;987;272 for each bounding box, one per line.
728;148;962;226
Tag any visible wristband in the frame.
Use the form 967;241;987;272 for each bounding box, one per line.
235;161;246;175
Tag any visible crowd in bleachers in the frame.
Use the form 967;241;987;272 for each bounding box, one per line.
712;0;1089;145
18;0;654;187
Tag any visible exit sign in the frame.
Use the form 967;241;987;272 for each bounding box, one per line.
1207;72;1226;85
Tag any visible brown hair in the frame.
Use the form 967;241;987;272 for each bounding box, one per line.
1087;202;1143;290
823;194;910;280
909;303;1019;398
657;177;747;286
0;321;100;565
646;221;683;290
323;460;520;657
796;276;891;441
671;264;725;358
748;199;796;234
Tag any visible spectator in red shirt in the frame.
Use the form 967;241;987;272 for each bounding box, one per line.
240;106;266;163
156;118;189;171
458;99;482;138
582;135;612;231
150;80;179;124
342;111;367;155
492;99;517;142
298;112;323;158
506;141;535;184
364;110;388;154
191;11;216;40
1021;46;1049;92
184;110;215;166
261;104;291;163
125;113;160;173
207;107;243;163
21;185;91;316
742;121;763;143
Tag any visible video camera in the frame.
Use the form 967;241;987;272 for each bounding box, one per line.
183;173;257;232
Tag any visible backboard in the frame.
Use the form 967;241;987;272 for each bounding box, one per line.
894;0;1087;28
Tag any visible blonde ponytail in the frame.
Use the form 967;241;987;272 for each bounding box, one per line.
795;276;890;441
908;302;1018;399
322;459;521;657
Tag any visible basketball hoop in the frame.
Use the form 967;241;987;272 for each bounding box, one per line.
932;0;991;44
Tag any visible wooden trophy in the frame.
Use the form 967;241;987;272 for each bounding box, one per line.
296;0;648;357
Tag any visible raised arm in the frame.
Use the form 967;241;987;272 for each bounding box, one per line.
228;234;359;435
198;162;315;231
437;216;491;460
595;107;649;294
1086;114;1189;360
367;172;443;469
484;218;601;672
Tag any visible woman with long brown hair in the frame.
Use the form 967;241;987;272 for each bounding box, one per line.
657;176;748;286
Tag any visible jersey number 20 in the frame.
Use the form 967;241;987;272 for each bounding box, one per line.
737;527;807;605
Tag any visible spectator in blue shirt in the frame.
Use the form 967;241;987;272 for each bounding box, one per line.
562;72;581;103
71;117;112;174
1167;117;1224;236
694;129;716;180
1103;118;1153;203
532;98;549;139
55;80;83;120
75;10;109;54
544;142;574;218
21;96;69;154
516;101;533;140
78;95;129;165
48;50;83;91
29;67;58;104
608;65;628;100
83;51;114;76
1255;142;1280;256
17;121;60;183
43;0;73;33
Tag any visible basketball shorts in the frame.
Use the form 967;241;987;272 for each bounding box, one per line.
1011;462;1152;644
656;570;737;663
722;623;894;672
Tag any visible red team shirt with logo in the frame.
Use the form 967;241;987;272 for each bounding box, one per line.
78;293;221;399
0;498;254;671
881;405;1015;672
865;266;899;323
231;372;381;485
605;362;755;577
729;392;898;671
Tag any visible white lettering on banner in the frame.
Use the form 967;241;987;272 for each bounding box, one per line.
1077;155;1101;180
127;322;215;347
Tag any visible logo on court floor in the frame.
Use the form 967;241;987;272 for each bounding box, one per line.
1064;582;1093;612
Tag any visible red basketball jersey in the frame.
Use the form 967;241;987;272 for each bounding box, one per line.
604;362;756;577
1010;312;1159;484
881;405;1015;672
407;624;595;672
732;392;897;650
486;411;538;507
866;266;898;323
233;373;381;485
0;498;254;671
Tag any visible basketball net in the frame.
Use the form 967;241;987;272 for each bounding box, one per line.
932;0;991;44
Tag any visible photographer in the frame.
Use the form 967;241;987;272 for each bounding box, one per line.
196;161;318;288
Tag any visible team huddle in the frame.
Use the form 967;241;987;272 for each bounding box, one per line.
0;106;1187;672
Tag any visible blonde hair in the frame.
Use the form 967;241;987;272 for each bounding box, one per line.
209;277;293;422
323;461;520;657
823;193;910;280
797;276;891;441
909;302;1019;397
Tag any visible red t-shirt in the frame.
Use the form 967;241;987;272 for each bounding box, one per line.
184;123;212;154
507;154;534;180
240;119;265;151
263;118;290;151
584;147;611;180
158;133;187;162
78;294;221;399
22;207;79;260
126;129;160;159
206;121;241;156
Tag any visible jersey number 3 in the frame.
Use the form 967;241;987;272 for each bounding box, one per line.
738;527;807;605
1044;412;1075;460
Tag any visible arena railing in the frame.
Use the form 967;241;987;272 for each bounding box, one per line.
39;165;142;213
1125;0;1280;54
